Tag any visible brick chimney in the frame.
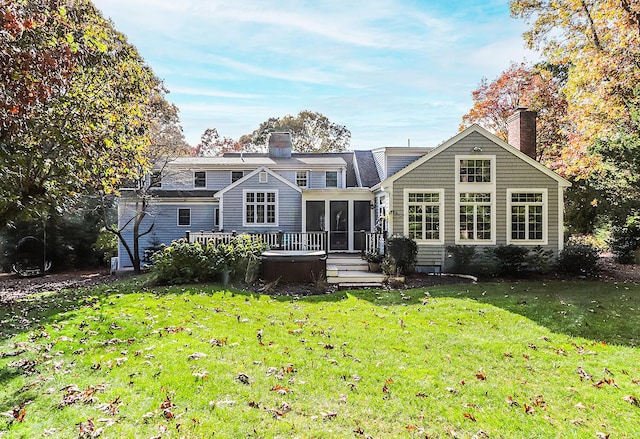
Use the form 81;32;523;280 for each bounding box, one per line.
507;108;537;159
268;132;292;158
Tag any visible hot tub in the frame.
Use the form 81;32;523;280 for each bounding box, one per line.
261;250;327;282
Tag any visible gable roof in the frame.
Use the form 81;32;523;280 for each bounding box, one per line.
374;124;571;189
214;166;302;198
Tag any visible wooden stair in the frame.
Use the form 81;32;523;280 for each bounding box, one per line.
326;254;386;288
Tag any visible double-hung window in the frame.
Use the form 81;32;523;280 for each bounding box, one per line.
456;155;495;244
405;190;443;242
508;190;546;244
296;171;309;188
194;171;206;188
244;190;277;226
177;208;191;226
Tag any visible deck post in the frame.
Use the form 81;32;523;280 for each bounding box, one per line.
278;230;284;250
324;230;329;255
185;230;190;242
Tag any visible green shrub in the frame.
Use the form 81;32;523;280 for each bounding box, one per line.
152;235;270;285
609;215;640;264
445;245;476;272
152;239;209;284
557;243;600;275
490;245;530;275
386;235;417;275
526;245;555;274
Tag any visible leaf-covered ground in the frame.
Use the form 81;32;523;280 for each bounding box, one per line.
1;280;640;438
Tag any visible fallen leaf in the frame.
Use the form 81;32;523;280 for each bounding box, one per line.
506;396;519;407
463;412;477;422
623;395;639;406
322;411;337;420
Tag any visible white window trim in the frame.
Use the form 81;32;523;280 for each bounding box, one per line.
403;188;444;244
506;188;548;245
296;170;309;188
242;189;279;227
177;208;191;227
259;171;268;183
455;155;496;245
194;171;206;188
325;171;338;188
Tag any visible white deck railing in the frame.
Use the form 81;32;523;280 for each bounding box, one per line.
186;230;328;253
361;231;386;256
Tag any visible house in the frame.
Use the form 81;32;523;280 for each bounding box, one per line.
117;109;571;272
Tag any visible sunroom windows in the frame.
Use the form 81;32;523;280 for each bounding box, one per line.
455;155;496;244
459;192;492;241
404;190;443;243
508;190;547;244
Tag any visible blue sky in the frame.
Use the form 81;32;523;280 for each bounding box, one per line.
92;0;537;149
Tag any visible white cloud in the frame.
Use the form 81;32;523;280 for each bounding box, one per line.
93;0;534;149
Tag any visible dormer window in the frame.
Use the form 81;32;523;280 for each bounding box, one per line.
325;171;338;188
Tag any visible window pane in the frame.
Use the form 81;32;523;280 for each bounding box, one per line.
529;205;543;240
256;205;264;223
511;206;526;240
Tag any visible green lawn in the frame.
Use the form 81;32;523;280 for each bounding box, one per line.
1;279;640;438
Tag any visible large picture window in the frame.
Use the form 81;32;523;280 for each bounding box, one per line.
509;191;546;243
406;191;442;242
459;193;492;241
244;191;277;226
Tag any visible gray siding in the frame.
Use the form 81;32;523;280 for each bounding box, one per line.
386;154;423;178
117;200;217;267
391;132;562;268
309;170;343;188
220;173;302;233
